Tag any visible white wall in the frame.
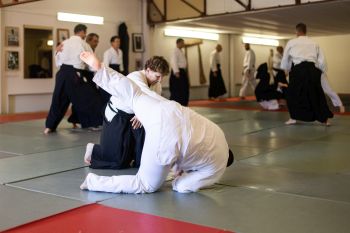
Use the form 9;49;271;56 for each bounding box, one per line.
1;0;143;113
312;34;350;93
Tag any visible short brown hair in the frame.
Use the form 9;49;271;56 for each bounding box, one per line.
144;56;169;75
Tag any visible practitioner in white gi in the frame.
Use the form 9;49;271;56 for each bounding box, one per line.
84;56;169;169
239;43;256;99
101;36;124;104
169;38;189;106
281;23;333;125
79;51;234;193
103;36;124;73
45;24;102;134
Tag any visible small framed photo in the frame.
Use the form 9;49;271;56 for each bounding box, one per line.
57;28;70;45
6;51;19;71
132;33;144;52
5;26;19;47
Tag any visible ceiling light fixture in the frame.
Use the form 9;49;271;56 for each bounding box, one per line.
242;36;279;46
57;12;104;25
164;28;219;41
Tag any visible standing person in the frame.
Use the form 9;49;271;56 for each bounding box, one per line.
208;44;227;100
79;51;234;194
84;56;169;169
281;22;333;125
102;36;124;104
44;24;102;134
239;43;256;99
321;73;345;113
170;38;189;106
103;36;124;73
68;32;101;128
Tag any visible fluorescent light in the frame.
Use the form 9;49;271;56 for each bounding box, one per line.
242;36;279;46
57;12;104;25
47;40;53;46
164;28;219;41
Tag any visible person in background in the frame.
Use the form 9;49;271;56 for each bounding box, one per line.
169;38;189;106
45;24;102;134
208;44;227;100
239;43;256;99
281;22;333;125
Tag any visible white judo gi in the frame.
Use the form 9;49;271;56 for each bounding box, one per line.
239;48;256;97
82;66;229;193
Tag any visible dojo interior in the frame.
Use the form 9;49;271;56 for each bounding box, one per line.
0;0;350;232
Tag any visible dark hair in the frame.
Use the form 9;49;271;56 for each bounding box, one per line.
176;38;184;44
86;33;99;42
144;56;170;75
110;35;120;43
296;23;307;34
74;24;87;34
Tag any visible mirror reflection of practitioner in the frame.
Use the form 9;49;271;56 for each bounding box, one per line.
80;51;234;194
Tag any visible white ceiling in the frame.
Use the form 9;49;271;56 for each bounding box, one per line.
168;0;350;39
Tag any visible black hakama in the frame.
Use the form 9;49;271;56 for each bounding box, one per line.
169;68;189;106
89;104;145;169
273;68;288;99
45;64;103;130
255;63;280;101
208;64;227;98
286;61;333;123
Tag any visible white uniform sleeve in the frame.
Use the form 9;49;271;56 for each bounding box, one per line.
210;51;217;72
281;42;292;71
103;50;110;65
317;46;327;73
54;52;62;68
171;49;179;73
93;65;134;107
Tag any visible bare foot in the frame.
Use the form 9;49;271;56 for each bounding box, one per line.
44;128;52;134
84;143;94;165
80;178;88;190
339;106;345;113
285;119;296;125
80;51;101;71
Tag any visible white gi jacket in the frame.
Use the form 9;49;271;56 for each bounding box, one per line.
103;47;124;72
281;36;327;72
83;66;229;193
55;35;93;69
106;70;161;118
210;50;221;72
171;47;187;73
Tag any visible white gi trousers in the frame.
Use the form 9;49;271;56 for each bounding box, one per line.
239;68;256;97
321;73;343;107
83;67;229;194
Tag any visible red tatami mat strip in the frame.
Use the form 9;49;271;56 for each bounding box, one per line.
3;204;234;233
0;112;48;123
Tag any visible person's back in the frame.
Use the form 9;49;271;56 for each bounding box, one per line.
57;36;91;69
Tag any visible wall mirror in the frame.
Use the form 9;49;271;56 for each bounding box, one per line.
24;26;53;79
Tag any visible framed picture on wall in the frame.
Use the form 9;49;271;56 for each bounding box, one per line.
132;33;144;52
57;28;70;45
6;51;19;71
5;26;19;47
